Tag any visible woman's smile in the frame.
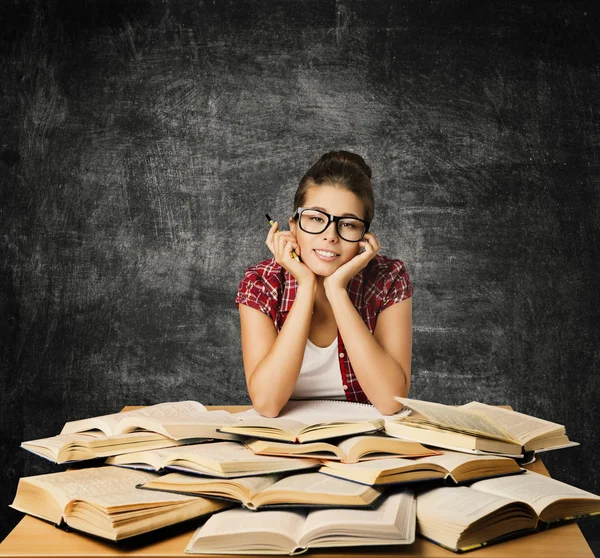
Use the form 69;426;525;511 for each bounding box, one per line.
313;249;340;262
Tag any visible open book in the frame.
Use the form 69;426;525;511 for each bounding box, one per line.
319;450;524;486
60;401;242;441
140;471;384;510
245;434;441;463
9;465;231;541
416;470;600;552
20;431;186;464
219;400;409;443
388;398;578;457
105;441;320;477
185;490;415;554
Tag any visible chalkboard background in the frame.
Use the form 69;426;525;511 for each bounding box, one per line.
1;0;599;550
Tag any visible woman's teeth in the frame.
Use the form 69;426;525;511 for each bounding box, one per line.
314;249;339;260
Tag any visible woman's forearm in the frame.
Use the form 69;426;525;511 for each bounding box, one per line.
327;288;408;415
247;284;316;416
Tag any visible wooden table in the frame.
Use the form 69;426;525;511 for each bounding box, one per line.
0;405;594;557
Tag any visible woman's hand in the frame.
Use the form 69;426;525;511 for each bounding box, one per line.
266;222;316;289
323;232;381;295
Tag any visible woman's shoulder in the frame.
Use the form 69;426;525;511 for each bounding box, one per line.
359;253;413;304
364;253;411;279
238;257;287;291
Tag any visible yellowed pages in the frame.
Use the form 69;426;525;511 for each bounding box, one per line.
336;435;439;462
323;455;440;473
461;401;565;444
470;470;600;517
185;490;415;554
231;400;407;437
60;401;207;436
235;399;392;423
394;397;518;442
21;433;105;461
298;491;415;548
11;466;230;541
225;416;308;437
12;466;159;515
416;485;536;550
413;449;517;471
319;456;446;485
245;438;345;460
186;507;304;554
142;472;282;501
106;441;320;476
257;471;381;501
21;431;180;462
118;409;242;440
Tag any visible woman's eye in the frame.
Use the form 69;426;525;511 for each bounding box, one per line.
310;216;324;223
341;222;356;228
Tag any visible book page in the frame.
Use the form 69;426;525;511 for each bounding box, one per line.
164;441;297;463
246;438;341;457
323;456;425;473
24;431;174;451
264;472;377;497
235;400;409;427
61;401;206;436
23;466;161;512
226;416;308;436
113;441;320;473
412;450;513;472
417;485;519;526
109;441;254;465
187;507;306;552
394;398;518;442
336;435;437;461
149;472;282;496
119;409;240;430
470;470;600;516
23;433;105;452
300;491;412;543
461;402;565;444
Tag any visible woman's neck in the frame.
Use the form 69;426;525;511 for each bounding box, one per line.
313;276;331;314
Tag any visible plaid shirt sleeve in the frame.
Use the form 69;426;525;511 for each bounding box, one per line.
234;265;278;323
379;258;414;312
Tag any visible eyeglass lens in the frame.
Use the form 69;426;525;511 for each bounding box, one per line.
299;209;365;242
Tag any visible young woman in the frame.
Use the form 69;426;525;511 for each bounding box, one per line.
235;151;413;417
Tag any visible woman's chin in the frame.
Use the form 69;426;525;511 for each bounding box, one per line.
305;257;340;277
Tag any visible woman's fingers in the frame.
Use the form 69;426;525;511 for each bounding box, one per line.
266;223;295;256
363;233;381;253
268;228;298;265
265;221;279;252
358;233;381;258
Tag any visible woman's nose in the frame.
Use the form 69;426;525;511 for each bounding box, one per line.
322;221;339;240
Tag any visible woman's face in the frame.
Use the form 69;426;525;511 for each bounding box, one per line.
289;185;366;277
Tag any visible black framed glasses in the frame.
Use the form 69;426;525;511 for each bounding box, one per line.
294;207;370;242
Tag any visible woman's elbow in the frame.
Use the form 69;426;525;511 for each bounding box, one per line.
374;399;405;416
248;392;284;418
253;403;282;418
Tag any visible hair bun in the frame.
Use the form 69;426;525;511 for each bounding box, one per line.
318;150;372;179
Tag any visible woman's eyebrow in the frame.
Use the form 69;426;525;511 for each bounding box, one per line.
311;206;360;218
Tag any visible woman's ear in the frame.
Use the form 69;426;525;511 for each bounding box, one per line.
289;216;296;234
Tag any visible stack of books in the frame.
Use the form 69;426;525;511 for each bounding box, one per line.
10;397;600;554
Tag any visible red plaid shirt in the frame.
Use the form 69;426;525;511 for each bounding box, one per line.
235;253;413;404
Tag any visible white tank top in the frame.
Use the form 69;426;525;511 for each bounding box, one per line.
290;337;346;400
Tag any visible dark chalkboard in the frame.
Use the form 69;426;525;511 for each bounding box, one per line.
1;0;599;550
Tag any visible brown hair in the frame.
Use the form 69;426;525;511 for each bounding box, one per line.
293;150;375;222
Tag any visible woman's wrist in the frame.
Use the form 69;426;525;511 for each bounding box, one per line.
324;284;349;304
296;276;318;299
